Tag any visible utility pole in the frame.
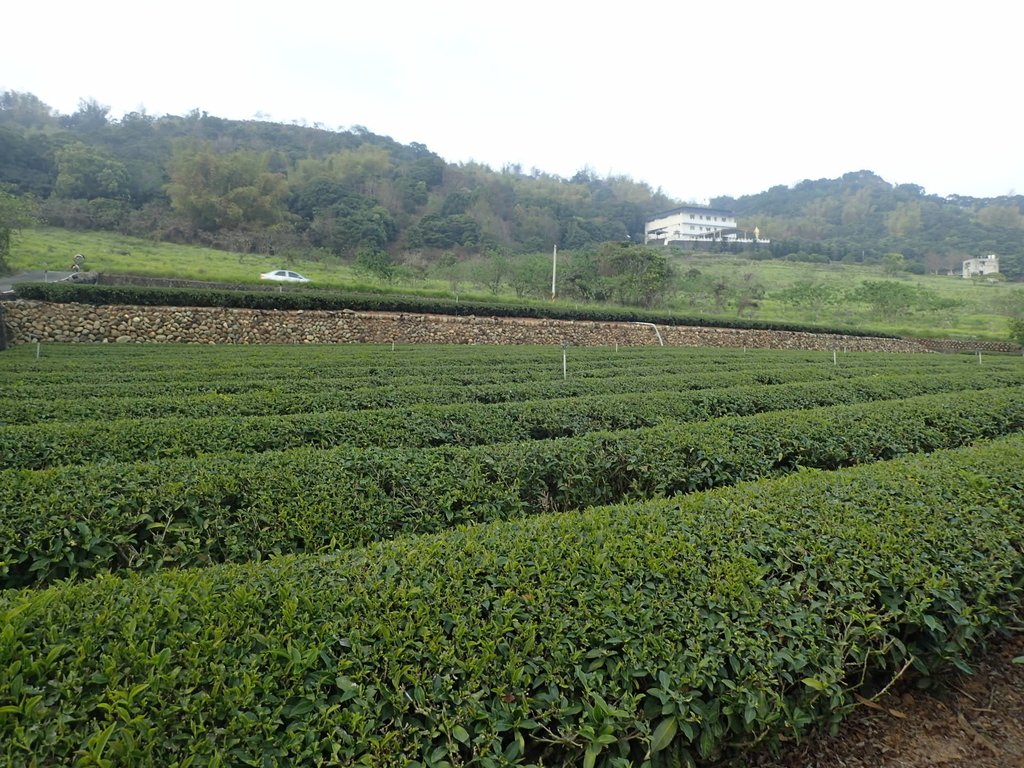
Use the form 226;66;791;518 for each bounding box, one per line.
551;244;557;300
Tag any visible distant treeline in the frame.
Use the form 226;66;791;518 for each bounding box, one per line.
1;92;1022;279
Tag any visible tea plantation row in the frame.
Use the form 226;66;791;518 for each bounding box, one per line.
3;387;1023;588
2;435;1022;766
0;345;959;390
4;369;1023;469
0;343;992;392
4;347;1017;425
0;350;992;418
1;343;1022;767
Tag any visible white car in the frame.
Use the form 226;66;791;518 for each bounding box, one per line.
260;269;310;283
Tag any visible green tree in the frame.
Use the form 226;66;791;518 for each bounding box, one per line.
848;280;920;319
0;126;57;197
1009;317;1024;345
0;187;38;272
289;178;349;220
597;243;673;307
562;243;673;307
0;91;59;132
311;194;396;256
473;250;510;295
410;214;480;249
392;154;444;213
108;110;169;206
435;252;464;294
441;189;474;216
54;143;130;200
775;280;840;319
977;204;1024;230
881;252;907;275
735;272;766;317
289;146;393;199
166;143;288;231
507;252;550;298
354;248;396;283
61;98;111;136
512;205;560;253
886;202;922;238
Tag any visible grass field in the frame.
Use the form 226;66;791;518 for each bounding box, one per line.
7;227;364;286
660;252;1022;340
7;227;1024;340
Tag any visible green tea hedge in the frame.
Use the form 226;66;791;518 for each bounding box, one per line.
0;363;882;425
2;435;1022;766
3;355;1011;426
3;388;1022;588
3;370;1022;470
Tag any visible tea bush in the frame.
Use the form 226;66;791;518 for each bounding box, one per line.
2;436;1021;766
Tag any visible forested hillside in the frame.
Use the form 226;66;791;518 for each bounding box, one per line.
1;91;1022;282
0;92;675;260
715;171;1024;279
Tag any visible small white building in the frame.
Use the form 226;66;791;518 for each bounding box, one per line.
644;205;767;244
962;254;999;278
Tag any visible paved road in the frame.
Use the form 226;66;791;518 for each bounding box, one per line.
0;270;74;294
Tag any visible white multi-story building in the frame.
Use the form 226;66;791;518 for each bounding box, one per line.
644;206;766;244
962;254;999;278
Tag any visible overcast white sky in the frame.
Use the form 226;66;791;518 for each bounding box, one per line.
4;0;1020;202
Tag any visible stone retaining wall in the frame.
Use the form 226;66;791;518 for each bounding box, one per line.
1;300;932;352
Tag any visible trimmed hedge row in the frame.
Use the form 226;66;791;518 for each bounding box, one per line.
2;435;1022;766
0;363;926;426
3;370;1023;470
2;340;794;369
3;388;1023;588
12;281;899;337
2;348;963;399
8;355;940;396
0;359;858;401
2;343;972;393
2;350;724;387
1;361;688;391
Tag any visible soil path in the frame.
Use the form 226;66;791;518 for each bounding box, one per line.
745;633;1024;768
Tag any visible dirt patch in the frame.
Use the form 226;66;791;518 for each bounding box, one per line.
743;633;1024;768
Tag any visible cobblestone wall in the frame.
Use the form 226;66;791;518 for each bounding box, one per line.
1;300;932;352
